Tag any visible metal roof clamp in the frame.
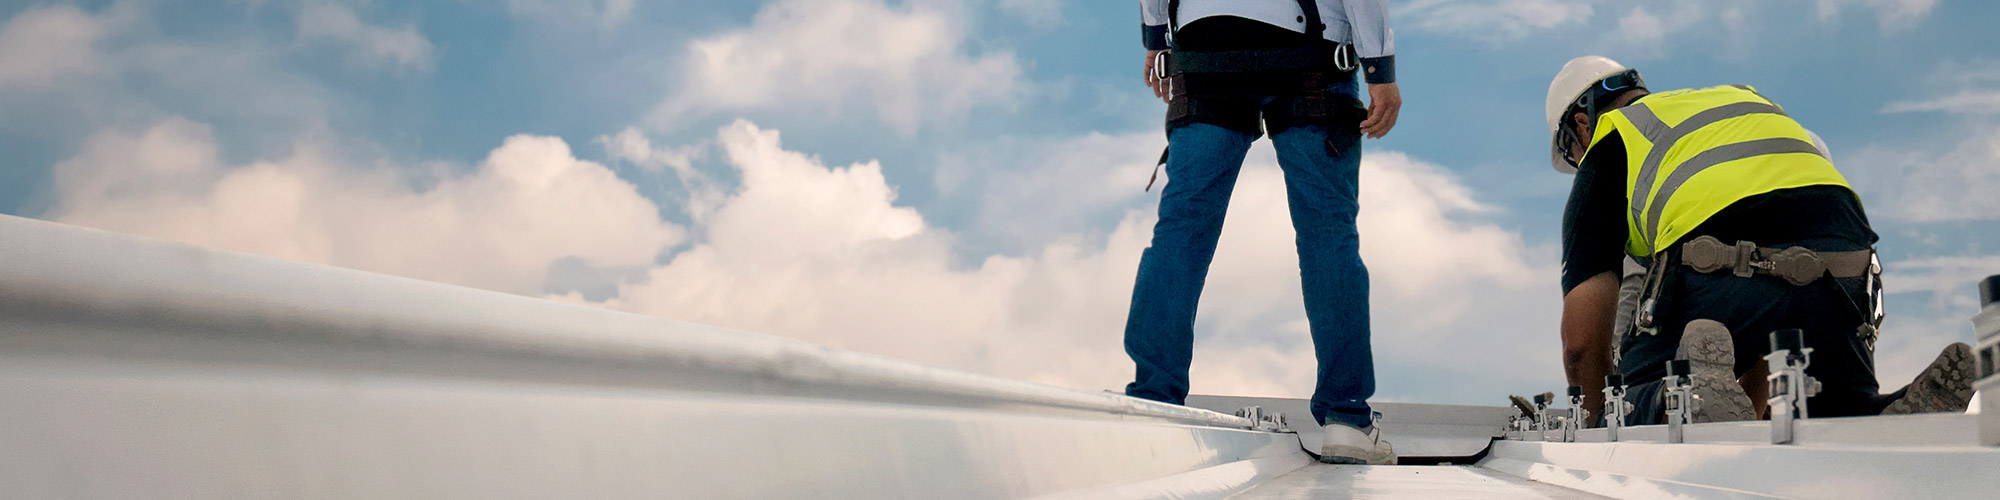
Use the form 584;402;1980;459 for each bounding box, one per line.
1531;393;1554;441
1974;275;2000;446
1561;386;1588;443
1235;406;1264;430
1664;360;1698;444
1263;412;1290;433
1765;329;1820;445
1603;375;1632;442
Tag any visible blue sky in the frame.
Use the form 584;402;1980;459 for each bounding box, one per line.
3;0;1996;405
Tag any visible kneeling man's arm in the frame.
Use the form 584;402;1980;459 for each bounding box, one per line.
1562;272;1619;424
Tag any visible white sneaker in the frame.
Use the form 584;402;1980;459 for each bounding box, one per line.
1319;422;1396;465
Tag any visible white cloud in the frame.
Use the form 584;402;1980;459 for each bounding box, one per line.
1609;7;1665;53
0;4;105;87
1883;91;2000;115
656;0;1023;133
1815;0;1938;30
577;120;1563;403
47;117;685;295
506;0;637;28
997;0;1063;29
1849;129;2000;223
1884;61;2000;115
1863;62;2000;222
596;126;705;175
296;2;436;71
1400;0;1938;49
957;131;1164;250
1394;0;1594;42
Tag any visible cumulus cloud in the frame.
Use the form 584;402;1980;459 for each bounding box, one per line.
656;0;1023;133
0;4;105;87
952;131;1164;250
47;117;685;295
577;120;1563;402
296;2;436;71
1393;0;1594;42
597;126;706;175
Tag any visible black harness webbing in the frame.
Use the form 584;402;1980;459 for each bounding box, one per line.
1166;46;1350;75
1147;0;1357;192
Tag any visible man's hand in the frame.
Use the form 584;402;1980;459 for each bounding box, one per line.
1144;50;1170;104
1359;82;1401;138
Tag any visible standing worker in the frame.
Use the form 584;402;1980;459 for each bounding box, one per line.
1123;0;1401;464
1546;55;1975;425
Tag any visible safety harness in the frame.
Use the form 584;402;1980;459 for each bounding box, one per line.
1146;0;1364;192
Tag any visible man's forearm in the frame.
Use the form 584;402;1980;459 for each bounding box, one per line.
1140;0;1170;50
1561;272;1620;426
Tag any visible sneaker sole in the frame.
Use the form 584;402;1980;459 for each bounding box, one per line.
1882;343;1976;415
1318;444;1396;465
1679;319;1756;423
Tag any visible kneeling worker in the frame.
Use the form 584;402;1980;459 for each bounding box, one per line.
1545;56;1975;424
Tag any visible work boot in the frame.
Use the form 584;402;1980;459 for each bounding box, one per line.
1882;343;1976;415
1319;422;1396;465
1677;319;1756;423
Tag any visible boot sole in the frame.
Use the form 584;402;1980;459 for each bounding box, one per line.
1679;320;1756;423
1883;343;1976;415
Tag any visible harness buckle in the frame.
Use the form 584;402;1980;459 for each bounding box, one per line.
1331;43;1357;72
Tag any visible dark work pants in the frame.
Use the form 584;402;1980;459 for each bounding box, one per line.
1618;248;1897;425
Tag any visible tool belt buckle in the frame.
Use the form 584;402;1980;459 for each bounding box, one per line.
1681;236;1732;274
1765;246;1826;287
1731;240;1759;278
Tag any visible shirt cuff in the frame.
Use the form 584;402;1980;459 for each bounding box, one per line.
1361;55;1395;84
1143;24;1170;51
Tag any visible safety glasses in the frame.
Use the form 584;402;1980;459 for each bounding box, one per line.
1557;70;1646;168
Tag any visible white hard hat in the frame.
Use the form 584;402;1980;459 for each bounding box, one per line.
1546;56;1632;174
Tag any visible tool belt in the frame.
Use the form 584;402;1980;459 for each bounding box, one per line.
1631;235;1886;352
1676;235;1873;286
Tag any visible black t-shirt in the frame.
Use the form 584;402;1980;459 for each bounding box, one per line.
1559;131;1879;295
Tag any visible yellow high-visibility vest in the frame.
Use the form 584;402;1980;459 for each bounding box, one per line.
1586;85;1853;257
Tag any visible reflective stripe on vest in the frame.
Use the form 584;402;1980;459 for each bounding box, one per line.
1585;85;1852;256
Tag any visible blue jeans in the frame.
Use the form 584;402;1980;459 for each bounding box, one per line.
1123;88;1374;429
